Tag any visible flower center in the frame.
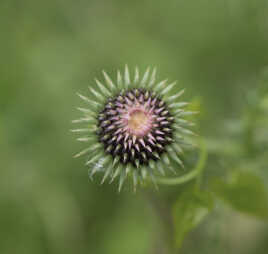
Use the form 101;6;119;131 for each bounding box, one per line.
128;109;152;137
97;89;174;167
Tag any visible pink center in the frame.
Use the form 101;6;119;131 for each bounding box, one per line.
120;102;154;137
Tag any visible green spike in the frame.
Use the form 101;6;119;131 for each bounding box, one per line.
77;93;101;109
73;147;92;158
111;137;117;144
174;118;187;124
174;132;183;140
113;156;120;166
159;100;165;107
128;91;135;100
153;152;160;159
167;116;175;122
167;147;184;168
134;67;139;84
76;93;91;103
77;136;96;142
163;127;172;133
161;110;169;116
100;155;111;166
178;111;199;117
103;70;116;91
151;91;156;97
89;165;99;179
106;145;113;153
110;164;122;183
89;99;101;109
171;151;184;168
144;90;150;100
90;125;98;132
166;136;173;143
172;143;184;154
133;170;138;192
117;95;124;102
176;119;195;126
175;125;196;136
141;167;148;180
173;124;182;131
89;87;105;101
101;163;113;184
154;79;168;92
98;113;105;118
156;161;165;175
124;65;130;88
141;67;150;87
165;89;185;102
166;146;173;153
106;102;114;108
160;81;176;96
126;164;131;176
117;70;123;89
147;67;157;88
101;134;110;141
118;170;126;192
115;144;121;153
76;107;95;116
162;154;170;165
156;143;164;150
149;160;156;171
135;159;140;168
131;148;135;159
148;167;158;189
123;153;128;163
85;152;103;165
178;139;196;148
173;108;184;115
165;136;174;143
101;119;111;127
72;117;95;124
74;143;102;158
169;102;189;108
134;88;139;97
95;78;111;97
141;152;147;161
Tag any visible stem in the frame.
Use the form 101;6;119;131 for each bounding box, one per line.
156;138;207;186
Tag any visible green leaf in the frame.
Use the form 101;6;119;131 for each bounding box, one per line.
260;94;268;111
172;186;214;249
211;171;268;219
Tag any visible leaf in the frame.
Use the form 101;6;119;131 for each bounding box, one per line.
260;94;268;111
211;171;268;219
172;186;214;249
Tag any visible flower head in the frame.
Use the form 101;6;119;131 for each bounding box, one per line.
72;66;197;191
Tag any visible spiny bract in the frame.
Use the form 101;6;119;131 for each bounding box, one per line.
72;66;197;191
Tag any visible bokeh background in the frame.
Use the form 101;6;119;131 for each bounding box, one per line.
1;0;268;253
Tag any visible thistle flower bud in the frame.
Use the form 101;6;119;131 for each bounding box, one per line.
72;66;197;191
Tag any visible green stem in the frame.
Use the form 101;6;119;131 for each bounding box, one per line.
156;138;207;186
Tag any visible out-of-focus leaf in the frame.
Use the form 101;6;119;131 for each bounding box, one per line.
260;95;268;111
172;186;214;249
206;138;244;157
212;171;268;219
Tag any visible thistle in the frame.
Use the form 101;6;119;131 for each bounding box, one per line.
72;66;197;191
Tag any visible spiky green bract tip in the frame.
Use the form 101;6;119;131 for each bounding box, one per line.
73;65;197;192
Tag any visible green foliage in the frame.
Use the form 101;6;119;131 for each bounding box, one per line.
172;186;214;249
1;0;268;253
212;172;268;219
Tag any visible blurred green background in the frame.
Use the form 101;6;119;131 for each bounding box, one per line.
1;0;268;253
